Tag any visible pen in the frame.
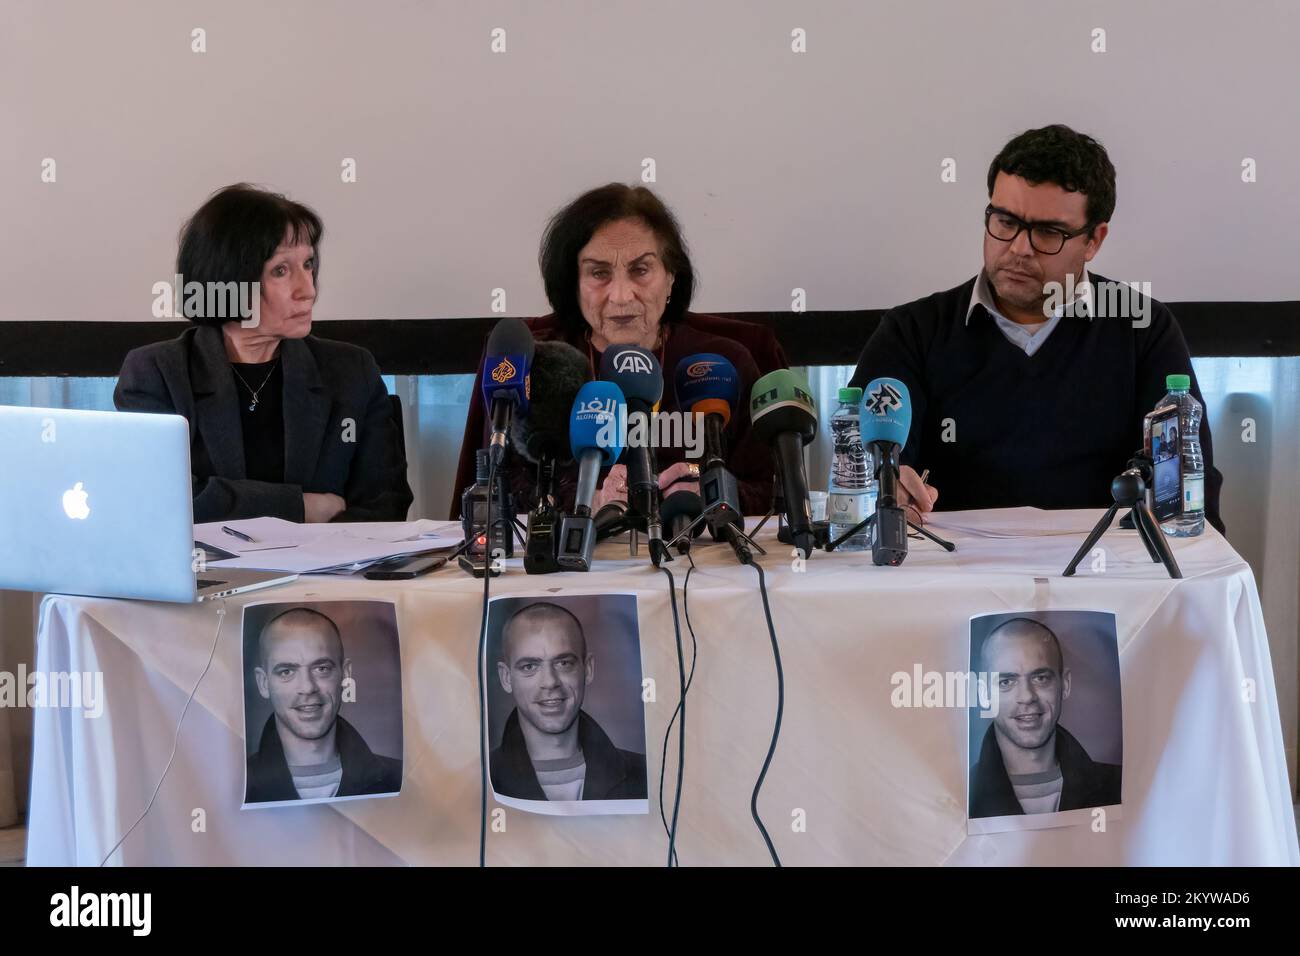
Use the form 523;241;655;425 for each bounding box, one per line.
222;526;256;543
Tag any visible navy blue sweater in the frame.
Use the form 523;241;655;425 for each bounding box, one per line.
849;274;1224;533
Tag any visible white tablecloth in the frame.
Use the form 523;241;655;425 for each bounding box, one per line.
26;508;1299;866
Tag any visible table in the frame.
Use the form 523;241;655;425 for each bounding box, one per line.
26;508;1299;866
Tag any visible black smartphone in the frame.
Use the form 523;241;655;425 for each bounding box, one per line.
1143;403;1183;523
364;552;449;580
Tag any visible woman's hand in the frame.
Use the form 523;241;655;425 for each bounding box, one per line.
303;492;346;523
593;464;630;511
657;461;701;499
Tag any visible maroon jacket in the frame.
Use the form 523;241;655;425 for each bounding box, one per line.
449;313;789;518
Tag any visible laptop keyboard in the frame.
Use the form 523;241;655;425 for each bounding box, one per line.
197;579;228;589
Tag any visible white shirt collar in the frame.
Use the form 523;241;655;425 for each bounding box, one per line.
966;266;1093;325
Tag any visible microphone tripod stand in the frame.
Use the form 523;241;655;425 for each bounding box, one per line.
823;511;955;553
1063;463;1182;578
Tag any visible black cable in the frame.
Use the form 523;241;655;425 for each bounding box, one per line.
749;562;784;867
658;552;699;866
657;562;688;868
475;461;497;868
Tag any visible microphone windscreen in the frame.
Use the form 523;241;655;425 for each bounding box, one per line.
570;381;626;467
481;317;535;413
749;368;817;444
510;340;590;464
599;345;663;406
673;353;739;426
859;377;912;449
660;490;705;537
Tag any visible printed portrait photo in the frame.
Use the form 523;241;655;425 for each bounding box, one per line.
485;593;648;816
967;610;1122;834
241;600;403;808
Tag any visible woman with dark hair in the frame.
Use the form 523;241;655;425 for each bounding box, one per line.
452;183;786;518
115;184;412;523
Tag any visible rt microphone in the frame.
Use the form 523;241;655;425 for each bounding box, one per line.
750;369;818;558
859;377;912;567
481;318;534;468
600;345;670;565
556;381;626;571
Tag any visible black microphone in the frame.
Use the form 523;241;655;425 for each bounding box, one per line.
508;340;590;573
660;490;705;555
749;369;819;558
599;345;670;565
481;318;535;468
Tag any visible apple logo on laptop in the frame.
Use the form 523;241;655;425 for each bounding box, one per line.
62;481;90;520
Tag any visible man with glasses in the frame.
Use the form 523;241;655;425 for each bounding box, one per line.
850;125;1223;532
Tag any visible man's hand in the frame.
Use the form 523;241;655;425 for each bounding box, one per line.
897;466;938;524
303;492;346;523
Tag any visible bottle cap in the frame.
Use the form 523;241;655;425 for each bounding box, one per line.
839;386;863;404
1166;373;1191;390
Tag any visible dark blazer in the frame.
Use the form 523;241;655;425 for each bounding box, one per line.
245;713;402;803
490;708;647;801
450;313;789;519
969;722;1121;818
114;324;412;523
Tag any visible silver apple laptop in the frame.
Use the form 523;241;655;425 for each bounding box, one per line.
0;405;296;603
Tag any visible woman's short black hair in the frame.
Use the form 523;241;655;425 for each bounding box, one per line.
987;125;1117;231
539;183;695;334
176;183;323;326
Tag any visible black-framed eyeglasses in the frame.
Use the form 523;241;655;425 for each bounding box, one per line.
984;205;1092;256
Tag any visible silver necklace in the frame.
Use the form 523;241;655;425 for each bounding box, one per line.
231;359;280;412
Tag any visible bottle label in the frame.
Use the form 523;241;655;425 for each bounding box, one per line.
1183;475;1205;515
827;491;868;525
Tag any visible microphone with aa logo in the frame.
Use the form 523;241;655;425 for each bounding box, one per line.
556;381;626;571
599;345;671;565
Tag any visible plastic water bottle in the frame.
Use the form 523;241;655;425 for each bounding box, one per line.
828;387;875;551
1158;373;1205;537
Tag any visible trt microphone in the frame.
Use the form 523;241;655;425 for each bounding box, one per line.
859;377;912;567
556;381;626;571
674;353;744;541
509;341;590;574
481;318;534;468
750;369;818;558
599;345;670;565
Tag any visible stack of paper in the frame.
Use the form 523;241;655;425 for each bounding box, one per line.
194;517;463;574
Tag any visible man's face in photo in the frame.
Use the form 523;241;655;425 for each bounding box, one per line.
255;612;349;742
498;608;593;736
984;622;1071;752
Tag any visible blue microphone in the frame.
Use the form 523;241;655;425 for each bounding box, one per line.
859;377;912;566
674;353;745;548
556;381;626;571
481;318;534;467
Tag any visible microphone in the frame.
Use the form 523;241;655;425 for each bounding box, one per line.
750;369;819;558
660;490;705;555
599;345;670;565
481;318;534;468
508;340;590;574
674;354;744;543
859;377;912;567
556;381;626;571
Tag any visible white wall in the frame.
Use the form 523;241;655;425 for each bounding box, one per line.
2;0;1297;323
